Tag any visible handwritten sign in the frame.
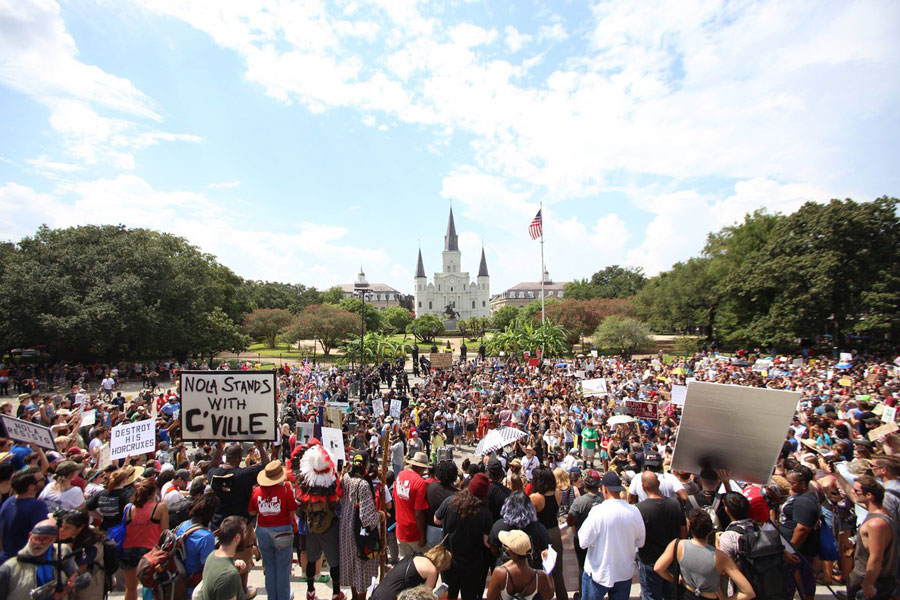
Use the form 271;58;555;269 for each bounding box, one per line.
110;420;156;460
81;409;96;427
179;370;277;441
626;400;658;420
321;427;346;463
0;416;56;450
671;385;687;406
390;399;402;419
97;443;111;469
882;406;897;424
869;421;899;442
839;377;852;387
296;422;315;446
430;352;452;369
372;400;384;419
581;378;608;396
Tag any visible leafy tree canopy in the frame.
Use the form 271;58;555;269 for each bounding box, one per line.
406;314;445;343
285;303;360;355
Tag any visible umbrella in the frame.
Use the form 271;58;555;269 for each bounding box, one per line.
607;415;635;427
475;427;527;456
836;362;852;369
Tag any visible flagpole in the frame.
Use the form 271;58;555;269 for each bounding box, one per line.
540;200;545;327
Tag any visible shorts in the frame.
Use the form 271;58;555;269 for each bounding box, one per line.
583;448;596;461
466;423;476;432
600;451;610;460
121;546;151;569
307;523;340;567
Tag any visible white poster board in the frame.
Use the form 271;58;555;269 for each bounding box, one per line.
581;378;608;397
321;427;346;463
390;399;402;419
751;359;772;372
372;400;384;419
670;385;687;407
883;406;897;424
81;410;96;427
98;443;111;469
110;419;156;460
296;422;315;446
0;416;56;450
840;352;853;363
179;370;277;441
671;381;800;484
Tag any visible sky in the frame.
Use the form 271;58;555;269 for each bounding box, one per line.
1;0;898;296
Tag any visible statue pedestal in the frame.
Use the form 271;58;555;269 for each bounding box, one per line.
444;318;457;330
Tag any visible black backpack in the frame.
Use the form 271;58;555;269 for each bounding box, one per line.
726;522;788;600
167;497;195;529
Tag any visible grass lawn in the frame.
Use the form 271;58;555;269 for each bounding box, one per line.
247;342;307;359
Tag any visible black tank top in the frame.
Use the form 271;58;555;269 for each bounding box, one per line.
536;493;559;530
371;553;426;600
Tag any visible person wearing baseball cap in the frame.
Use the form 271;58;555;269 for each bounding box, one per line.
566;469;604;598
579;471;646;600
485;530;553;600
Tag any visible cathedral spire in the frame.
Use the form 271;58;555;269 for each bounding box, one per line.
478;247;489;277
415;247;426;278
444;207;459;252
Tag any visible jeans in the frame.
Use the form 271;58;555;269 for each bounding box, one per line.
257;525;294;600
581;573;631;600
638;561;675;600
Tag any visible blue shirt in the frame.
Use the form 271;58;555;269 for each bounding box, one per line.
8;445;33;470
161;402;179;418
0;496;49;563
175;520;215;579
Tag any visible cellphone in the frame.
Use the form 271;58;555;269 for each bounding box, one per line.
337;459;344;472
434;584;448;596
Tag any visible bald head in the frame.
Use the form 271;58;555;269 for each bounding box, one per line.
642;471;660;493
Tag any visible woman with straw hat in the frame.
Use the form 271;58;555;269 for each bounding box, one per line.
485;530;553;600
249;459;298;600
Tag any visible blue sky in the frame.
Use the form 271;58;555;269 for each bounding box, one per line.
1;0;898;295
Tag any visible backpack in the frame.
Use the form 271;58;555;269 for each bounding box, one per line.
687;494;722;533
136;525;205;600
726;522;788;600
306;500;336;534
167;498;195;530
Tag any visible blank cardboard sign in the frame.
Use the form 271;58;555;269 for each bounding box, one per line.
671;382;800;484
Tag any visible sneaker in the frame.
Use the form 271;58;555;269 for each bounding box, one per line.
315;574;331;583
246;588;258;600
307;592;317;600
332;592;346;600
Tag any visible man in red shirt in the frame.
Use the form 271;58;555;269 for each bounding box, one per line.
393;451;430;558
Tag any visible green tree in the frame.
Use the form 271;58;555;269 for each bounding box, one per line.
406;314;445;343
320;286;346;305
563;278;598;301
338;297;383;331
382;306;413;334
592;316;652;355
242;281;319;314
589;265;646;298
492;306;521;330
546;297;636;347
193;308;251;359
672;336;701;356
285;304;360;355
339;332;416;365
243;308;294;348
485;319;569;357
0;225;249;360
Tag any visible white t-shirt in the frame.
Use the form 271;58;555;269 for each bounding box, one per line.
39;484;85;511
628;471;685;501
579;499;646;586
161;481;184;505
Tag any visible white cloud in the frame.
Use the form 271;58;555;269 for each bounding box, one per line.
537;23;567;43
0;0;199;170
503;26;531;53
207;180;241;190
25;155;82;176
0;177;402;290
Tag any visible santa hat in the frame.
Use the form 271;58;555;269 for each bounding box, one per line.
299;444;336;489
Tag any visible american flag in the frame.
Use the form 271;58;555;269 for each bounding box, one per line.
528;209;542;240
303;359;311;379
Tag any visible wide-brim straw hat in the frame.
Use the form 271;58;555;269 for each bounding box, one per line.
121;465;144;487
407;451;431;469
258;460;287;486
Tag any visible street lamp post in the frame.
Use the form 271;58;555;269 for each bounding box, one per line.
354;288;371;370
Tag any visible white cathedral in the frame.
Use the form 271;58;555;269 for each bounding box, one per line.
414;208;491;323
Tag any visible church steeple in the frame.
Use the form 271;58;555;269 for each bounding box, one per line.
415;248;426;278
444;207;459;252
478;247;489;278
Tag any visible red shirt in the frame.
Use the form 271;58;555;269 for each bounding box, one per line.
393;469;428;543
249;482;298;528
743;485;770;524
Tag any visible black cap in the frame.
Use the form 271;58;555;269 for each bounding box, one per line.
601;471;625;492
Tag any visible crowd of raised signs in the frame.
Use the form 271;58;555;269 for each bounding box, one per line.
0;350;899;600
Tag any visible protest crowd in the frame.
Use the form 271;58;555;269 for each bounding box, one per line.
1;350;900;600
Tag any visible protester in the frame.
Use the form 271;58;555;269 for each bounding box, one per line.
197;515;248;600
844;476;897;600
529;467;566;600
636;472;686;600
175;492;219;597
425;459;459;548
435;473;493;600
122;479;168;600
395;452;431;558
579;472;645;600
38;460;85;511
777;468;821;600
249;459;298;600
566;470;603;600
485;530;553;600
298;443;343;600
85;464;141;532
370;545;452;600
57;507;110;600
339;452;382;600
0;470;49;563
654;508;755;600
0;520;78;600
489;491;551;569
